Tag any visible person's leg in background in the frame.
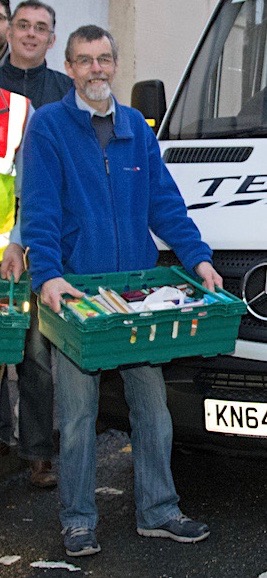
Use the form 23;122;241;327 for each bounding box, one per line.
0;364;12;455
16;293;57;487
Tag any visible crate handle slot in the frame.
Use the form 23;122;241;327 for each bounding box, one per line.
172;320;179;338
190;319;198;336
149;324;157;341
130;327;137;344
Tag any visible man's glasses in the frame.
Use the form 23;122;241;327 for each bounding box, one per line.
70;55;114;69
12;20;54;35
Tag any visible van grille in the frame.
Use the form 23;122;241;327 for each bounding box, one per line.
195;372;267;402
163;146;253;164
197;371;267;390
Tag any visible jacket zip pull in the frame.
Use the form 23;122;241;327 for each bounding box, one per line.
104;156;110;175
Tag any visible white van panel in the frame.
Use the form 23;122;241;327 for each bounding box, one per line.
160;138;267;250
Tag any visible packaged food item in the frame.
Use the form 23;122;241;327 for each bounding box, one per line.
121;288;151;302
63;298;100;321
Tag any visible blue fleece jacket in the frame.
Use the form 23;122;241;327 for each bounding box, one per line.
21;87;212;291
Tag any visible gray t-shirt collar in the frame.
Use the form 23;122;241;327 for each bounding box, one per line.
75;90;115;122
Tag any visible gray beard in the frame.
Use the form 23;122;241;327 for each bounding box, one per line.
85;81;111;102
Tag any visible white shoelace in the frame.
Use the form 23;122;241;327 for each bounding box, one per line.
62;527;90;537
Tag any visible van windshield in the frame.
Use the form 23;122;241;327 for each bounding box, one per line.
160;0;267;140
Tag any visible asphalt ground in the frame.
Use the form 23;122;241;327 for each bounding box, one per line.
0;429;267;578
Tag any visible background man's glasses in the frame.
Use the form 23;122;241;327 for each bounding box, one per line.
12;21;54;35
70;55;114;69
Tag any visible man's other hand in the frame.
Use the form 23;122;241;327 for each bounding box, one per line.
41;277;85;313
195;261;223;292
0;243;24;282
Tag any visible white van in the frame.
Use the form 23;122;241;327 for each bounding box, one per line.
122;0;267;454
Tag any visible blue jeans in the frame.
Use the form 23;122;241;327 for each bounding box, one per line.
55;349;181;530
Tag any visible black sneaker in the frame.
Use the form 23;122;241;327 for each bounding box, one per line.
137;514;210;543
63;527;101;557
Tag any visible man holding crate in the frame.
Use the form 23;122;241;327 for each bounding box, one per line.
21;25;222;557
0;85;32;453
0;0;73;487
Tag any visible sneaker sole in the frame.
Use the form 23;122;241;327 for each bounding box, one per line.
66;544;101;557
137;527;210;543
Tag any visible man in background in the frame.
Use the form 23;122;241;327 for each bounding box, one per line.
0;0;73;488
0;88;32;457
0;0;72;107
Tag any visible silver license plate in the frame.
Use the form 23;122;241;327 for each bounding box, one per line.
204;399;267;437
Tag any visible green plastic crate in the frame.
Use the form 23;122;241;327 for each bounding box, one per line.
38;266;247;372
0;272;31;364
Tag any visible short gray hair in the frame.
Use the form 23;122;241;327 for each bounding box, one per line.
12;1;56;29
65;25;118;64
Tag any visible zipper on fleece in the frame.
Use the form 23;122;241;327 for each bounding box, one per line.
104;156;110;175
103;149;120;270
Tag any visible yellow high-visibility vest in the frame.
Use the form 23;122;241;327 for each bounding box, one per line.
0;89;30;260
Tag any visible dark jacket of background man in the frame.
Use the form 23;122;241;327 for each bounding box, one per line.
0;56;72;108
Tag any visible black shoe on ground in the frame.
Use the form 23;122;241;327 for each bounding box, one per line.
137;514;210;543
30;460;57;488
63;527;101;557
